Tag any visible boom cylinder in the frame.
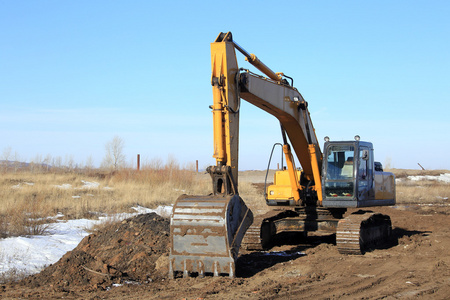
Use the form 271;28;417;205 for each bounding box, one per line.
245;53;281;82
212;80;226;164
233;40;280;83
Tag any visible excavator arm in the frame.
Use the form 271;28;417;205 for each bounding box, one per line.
208;32;241;195
210;31;323;202
238;70;323;202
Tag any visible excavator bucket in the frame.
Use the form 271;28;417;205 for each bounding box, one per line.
169;194;253;278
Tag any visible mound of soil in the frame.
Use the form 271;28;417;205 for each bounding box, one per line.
18;213;170;291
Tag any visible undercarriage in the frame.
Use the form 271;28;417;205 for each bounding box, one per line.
241;207;392;255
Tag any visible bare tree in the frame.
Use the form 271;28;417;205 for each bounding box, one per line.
85;155;94;172
52;156;62;169
13;151;21;172
2;146;12;171
43;154;52;171
31;154;43;172
102;135;126;170
64;154;74;171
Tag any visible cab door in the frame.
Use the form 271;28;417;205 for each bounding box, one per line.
357;147;374;200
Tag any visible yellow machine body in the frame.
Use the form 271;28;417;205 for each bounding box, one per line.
267;169;303;202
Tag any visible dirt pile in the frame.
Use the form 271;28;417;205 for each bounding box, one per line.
18;213;170;291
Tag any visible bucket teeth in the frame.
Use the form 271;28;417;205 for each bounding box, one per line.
183;264;188;278
213;261;219;277
228;262;234;278
169;194;253;278
198;261;204;278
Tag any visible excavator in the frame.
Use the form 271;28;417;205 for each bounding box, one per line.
169;32;396;278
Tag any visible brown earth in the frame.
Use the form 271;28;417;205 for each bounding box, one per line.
1;204;449;299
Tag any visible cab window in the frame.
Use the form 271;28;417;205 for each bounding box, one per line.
326;145;355;180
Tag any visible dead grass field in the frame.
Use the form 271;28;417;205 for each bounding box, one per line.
0;167;262;238
0;167;448;239
0;166;207;237
389;168;450;204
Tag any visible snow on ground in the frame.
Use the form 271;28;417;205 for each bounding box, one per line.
53;183;72;189
396;173;450;184
131;205;173;218
0;205;173;279
407;173;450;183
78;180;100;189
54;180;102;190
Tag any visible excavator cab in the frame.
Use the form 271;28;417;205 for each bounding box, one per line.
322;137;396;208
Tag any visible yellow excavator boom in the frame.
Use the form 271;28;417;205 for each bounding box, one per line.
170;32;327;278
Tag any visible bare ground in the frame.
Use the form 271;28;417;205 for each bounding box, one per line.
1;177;449;299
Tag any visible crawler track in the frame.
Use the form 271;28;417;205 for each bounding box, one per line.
241;220;265;250
336;211;392;255
241;210;289;251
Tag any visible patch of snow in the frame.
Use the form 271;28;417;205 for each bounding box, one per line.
407;173;450;183
11;182;35;189
155;205;173;218
77;180;100;189
54;183;72;189
0;205;173;279
418;203;450;207
54;180;101;190
31;212;65;222
0;218;100;276
131;205;173;218
131;205;154;214
50;212;65;220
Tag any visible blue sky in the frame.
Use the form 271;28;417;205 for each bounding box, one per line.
1;1;449;170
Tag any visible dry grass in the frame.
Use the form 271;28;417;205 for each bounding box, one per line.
0;166;267;238
1;166;448;238
0;266;28;284
0;164;211;238
388;169;450;204
238;182;268;214
396;182;449;204
388;168;449;179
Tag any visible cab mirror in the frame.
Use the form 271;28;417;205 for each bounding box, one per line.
362;150;369;160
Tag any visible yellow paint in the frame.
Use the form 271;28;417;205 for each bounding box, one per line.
308;144;323;204
210;37;240;183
